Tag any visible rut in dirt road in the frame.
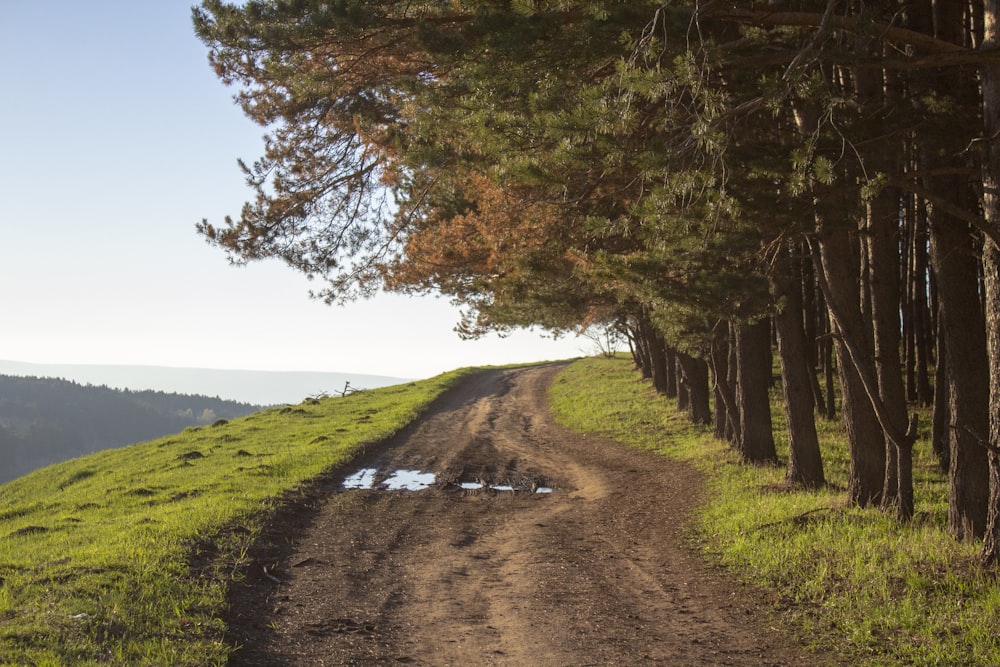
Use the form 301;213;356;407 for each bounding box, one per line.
225;364;829;666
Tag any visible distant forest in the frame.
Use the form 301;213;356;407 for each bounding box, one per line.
0;375;262;484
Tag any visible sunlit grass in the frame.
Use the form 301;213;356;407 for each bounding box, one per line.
0;368;477;665
6;356;994;665
550;355;999;666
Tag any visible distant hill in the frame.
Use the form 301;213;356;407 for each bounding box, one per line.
0;374;267;484
0;360;409;406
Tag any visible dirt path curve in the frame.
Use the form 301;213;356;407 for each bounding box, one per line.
225;364;825;666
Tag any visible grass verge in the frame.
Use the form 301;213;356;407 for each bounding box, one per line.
0;368;478;665
549;355;1000;666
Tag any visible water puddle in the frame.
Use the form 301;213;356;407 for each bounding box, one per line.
343;468;435;491
342;468;378;489
343;467;553;494
383;469;436;491
459;480;553;494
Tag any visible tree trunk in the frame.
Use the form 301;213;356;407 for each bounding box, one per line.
821;324;836;419
812;225;886;506
727;322;740;442
979;0;1000;565
772;248;825;487
800;247;828;413
903;0;989;542
912;200;934;406
867;189;914;519
929;204;990;540
624;320;641;370
734;319;778;464
677;359;690;414
639;314;668;394
710;327;736;443
855;42;917;519
664;345;678;399
677;352;711;426
631;319;652;379
835;341;887;507
982;238;1000;564
932;313;950;471
903;190;917;402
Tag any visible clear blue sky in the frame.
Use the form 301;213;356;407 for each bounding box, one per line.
0;1;586;379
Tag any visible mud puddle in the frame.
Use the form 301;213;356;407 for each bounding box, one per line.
342;467;553;494
342;468;435;491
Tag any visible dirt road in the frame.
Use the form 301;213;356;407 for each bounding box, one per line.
224;364;824;665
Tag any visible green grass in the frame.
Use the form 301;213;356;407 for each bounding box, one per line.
6;356;997;665
0;368;478;665
550;355;1000;666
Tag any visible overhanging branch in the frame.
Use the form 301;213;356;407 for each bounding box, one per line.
887;176;1000;248
700;7;966;55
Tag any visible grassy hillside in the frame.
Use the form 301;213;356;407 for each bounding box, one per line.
0;368;476;665
0;374;262;484
550;356;1000;666
6;356;997;665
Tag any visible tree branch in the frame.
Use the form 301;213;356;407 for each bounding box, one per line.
887;176;1000;248
724;47;1000;71
701;8;966;55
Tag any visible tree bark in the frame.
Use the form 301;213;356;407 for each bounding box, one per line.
867;188;914;519
631;319;653;379
929;204;990;539
979;0;1000;565
812;225;886;506
639;314;668;395
677;358;690;414
734;319;778;464
903;190;917;402
819;304;837;420
906;0;989;541
912;200;934;406
772;248;825;487
800;247;828;413
710;326;736;443
727;322;740;442
931;313;951;471
677;352;711;426
982;237;1000;564
665;345;678;399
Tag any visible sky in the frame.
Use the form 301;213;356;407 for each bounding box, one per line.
0;1;588;385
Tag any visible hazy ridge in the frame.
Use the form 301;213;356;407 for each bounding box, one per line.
0;374;263;484
0;360;409;407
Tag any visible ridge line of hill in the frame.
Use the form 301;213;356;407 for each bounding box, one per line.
0;359;410;407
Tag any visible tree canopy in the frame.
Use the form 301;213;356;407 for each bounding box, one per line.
196;0;1000;563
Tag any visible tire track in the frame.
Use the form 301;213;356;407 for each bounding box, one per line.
226;364;831;666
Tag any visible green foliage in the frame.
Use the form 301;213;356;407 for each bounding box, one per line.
0;368;476;665
193;0;988;358
550;356;1000;667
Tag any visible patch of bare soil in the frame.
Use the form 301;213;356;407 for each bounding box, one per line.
224;364;832;666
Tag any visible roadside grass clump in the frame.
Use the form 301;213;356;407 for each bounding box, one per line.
0;368;477;665
550;355;1000;666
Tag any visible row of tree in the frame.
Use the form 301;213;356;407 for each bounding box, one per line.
194;0;1000;563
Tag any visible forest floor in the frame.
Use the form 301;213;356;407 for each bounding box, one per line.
223;364;838;666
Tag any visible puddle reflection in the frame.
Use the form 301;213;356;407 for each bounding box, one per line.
342;468;377;489
383;469;436;491
457;480;553;494
343;468;553;494
342;467;436;491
